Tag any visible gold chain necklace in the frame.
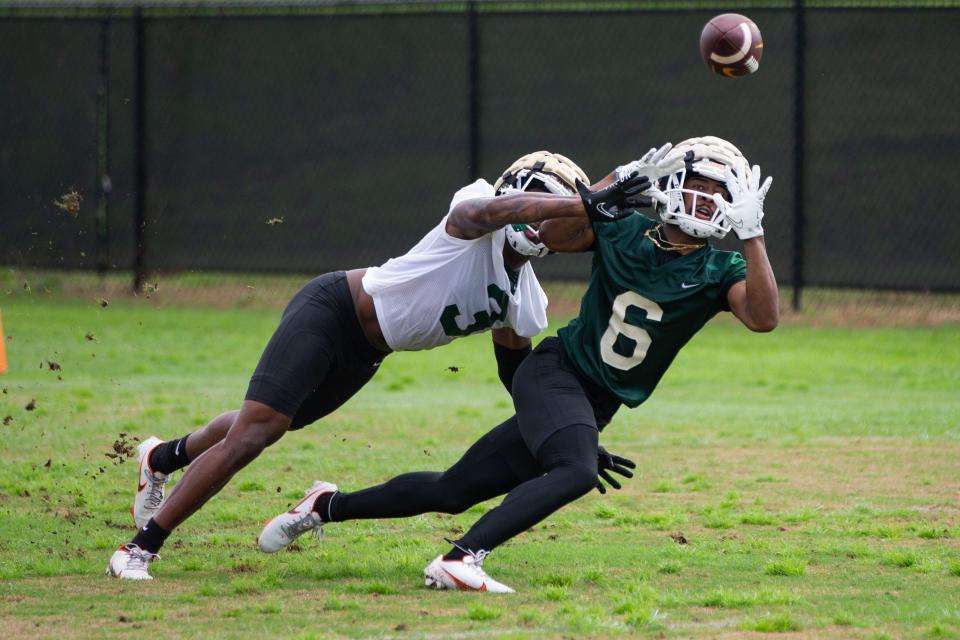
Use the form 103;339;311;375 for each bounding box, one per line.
643;224;705;252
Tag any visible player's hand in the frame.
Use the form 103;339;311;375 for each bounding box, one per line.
596;445;636;494
614;143;687;208
576;172;653;222
616;142;685;183
721;161;772;240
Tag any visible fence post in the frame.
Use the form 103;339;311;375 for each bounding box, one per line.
466;0;480;182
132;5;147;292
96;17;111;276
792;0;806;311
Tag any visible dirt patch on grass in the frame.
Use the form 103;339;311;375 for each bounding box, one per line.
0;618;53;640
657;438;960;515
753;439;960;509
780;289;960;328
706;627;869;639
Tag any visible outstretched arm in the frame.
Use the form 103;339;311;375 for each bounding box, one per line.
446;193;584;241
446;171;653;241
540;144;682;253
538;144;684;254
536;171;616;253
727;237;779;332
724;163;779;332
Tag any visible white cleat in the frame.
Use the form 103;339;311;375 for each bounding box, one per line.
423;551;514;593
106;543;158;580
258;480;338;553
131;436;169;528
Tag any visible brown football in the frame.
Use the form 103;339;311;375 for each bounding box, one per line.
699;13;763;78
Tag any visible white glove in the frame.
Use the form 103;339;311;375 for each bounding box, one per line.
615;143;683;207
721;161;773;240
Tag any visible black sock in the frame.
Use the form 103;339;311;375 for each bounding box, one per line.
442;538;469;561
312;491;338;523
131;518;171;554
148;435;192;475
443;547;468;561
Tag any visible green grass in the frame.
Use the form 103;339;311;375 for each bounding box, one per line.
744;612;802;633
0;276;959;638
764;559;808;577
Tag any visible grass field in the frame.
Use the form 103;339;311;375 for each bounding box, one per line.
1;270;959;639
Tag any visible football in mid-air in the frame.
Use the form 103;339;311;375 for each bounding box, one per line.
699;13;763;77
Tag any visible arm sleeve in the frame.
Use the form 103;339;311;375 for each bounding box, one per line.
494;342;532;394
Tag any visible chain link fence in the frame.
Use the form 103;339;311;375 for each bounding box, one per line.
2;1;959;308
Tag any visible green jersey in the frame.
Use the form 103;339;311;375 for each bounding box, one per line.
558;214;746;408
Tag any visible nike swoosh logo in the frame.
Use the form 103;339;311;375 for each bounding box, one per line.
286;488;324;515
138;482;147;491
442;567;486;591
174;440;181;456
596;203;614;218
681;282;700;289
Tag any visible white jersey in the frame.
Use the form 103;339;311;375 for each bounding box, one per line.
361;179;549;352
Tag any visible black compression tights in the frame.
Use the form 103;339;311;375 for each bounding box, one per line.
328;420;599;554
455;423;598;552
328;418;535;521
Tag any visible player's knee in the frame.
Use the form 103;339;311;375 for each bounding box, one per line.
242;437;272;462
209;410;238;440
223;411;288;466
559;462;599;499
438;494;473;515
221;435;266;467
433;474;476;514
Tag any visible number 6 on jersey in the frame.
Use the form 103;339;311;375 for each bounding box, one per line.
600;292;663;371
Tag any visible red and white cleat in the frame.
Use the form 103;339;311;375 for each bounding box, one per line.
131;436;169;528
258;480;338;553
106;543;158;580
423;551;514;593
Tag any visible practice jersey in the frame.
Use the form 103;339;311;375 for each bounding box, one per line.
558;214;746;408
362;179;549;352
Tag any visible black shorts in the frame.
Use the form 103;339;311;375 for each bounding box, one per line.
245;271;388;430
512;337;621;455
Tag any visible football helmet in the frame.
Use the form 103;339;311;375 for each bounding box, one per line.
656;136;748;239
494;151;589;257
